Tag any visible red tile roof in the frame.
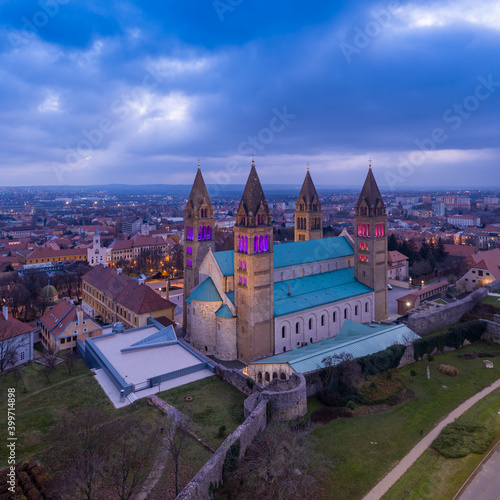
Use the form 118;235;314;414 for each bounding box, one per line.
0;315;35;340
387;250;409;263
82;266;175;314
26;246;87;260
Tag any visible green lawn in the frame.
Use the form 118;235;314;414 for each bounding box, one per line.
482;295;500;310
0;360;161;467
383;388;500;500
310;341;500;500
159;375;246;450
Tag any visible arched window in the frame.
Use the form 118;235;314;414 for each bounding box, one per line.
365;302;369;313
259;234;264;252
344;308;348;319
264;234;269;252
280;372;286;379
282;326;286;338
254;235;259;253
333;311;336;322
308;318;312;330
207;225;211;239
296;322;299;334
321;315;325;326
258;372;263;383
265;372;270;382
355;305;358;315
273;372;278;380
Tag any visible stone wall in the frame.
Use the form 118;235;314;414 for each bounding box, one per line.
257;373;307;421
481;319;500;343
216;365;263;396
216;316;237;361
407;288;488;335
176;400;267;500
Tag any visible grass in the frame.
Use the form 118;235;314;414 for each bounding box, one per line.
421;322;461;338
159;375;246;450
309;341;500;500
482;295;500;310
383;388;500;500
434;299;448;305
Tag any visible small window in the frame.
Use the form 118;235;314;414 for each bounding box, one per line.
308;318;312;330
344;308;348;319
301;268;304;276
283;347;286;352
60;338;65;344
310;337;313;343
202;310;206;318
73;336;77;341
333;311;337;322
365;302;368;313
355;305;359;315
282;326;286;338
295;322;299;334
321;315;325;326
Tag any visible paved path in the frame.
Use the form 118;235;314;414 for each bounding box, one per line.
363;378;500;500
457;442;500;500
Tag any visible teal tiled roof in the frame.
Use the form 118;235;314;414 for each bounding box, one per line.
216;304;235;318
211;236;354;277
226;290;235;306
189;277;222;302
273;236;354;269
213;250;235;276
274;267;372;317
251;320;420;373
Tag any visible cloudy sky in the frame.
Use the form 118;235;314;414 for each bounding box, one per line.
1;0;499;188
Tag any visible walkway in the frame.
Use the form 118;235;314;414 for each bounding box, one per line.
363;378;500;500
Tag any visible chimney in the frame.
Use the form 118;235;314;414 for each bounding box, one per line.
2;306;8;321
77;307;83;326
288;284;291;296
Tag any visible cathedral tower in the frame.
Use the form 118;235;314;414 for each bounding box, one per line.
294;168;323;241
354;165;388;321
183;165;216;331
234;159;274;362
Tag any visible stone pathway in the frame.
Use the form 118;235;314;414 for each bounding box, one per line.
363;378;500;500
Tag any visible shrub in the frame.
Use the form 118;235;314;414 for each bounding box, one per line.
217;425;227;438
317;389;345;408
358;345;407;375
289;415;310;432
346;400;356;411
360;372;404;405
385;370;393;380
310;407;353;423
410;369;417;378
432;421;494;458
438;364;459;377
369;381;378;390
427;354;434;362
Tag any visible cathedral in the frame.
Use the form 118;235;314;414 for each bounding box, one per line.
183;159;388;363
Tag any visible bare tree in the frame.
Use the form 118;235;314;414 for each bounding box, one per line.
0;324;26;372
229;423;333;500
104;418;160;500
63;350;78;376
49;408;111;500
162;411;187;497
41;347;60;383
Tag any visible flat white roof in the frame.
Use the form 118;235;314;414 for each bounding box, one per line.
92;326;204;386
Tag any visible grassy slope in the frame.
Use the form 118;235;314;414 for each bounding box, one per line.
383;388;500;500
159;375;246;450
310;341;500;500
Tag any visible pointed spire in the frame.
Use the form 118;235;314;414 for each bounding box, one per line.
238;161;269;216
357;167;384;212
297;168;320;207
187;166;212;210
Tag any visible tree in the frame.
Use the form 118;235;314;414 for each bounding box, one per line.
63;350;78;376
162;411;187;497
49;408;111;500
104;417;160;500
388;233;398;251
228;423;332;500
0;323;26;372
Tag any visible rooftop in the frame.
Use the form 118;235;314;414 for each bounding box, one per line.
251;320;420;373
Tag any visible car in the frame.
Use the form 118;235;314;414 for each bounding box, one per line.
387;284;393;290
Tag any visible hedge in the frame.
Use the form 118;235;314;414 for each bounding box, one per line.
413;320;486;361
357;344;407;376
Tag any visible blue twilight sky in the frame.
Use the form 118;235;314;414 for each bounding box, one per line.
1;0;499;189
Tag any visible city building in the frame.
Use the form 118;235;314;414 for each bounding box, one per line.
39;298;102;353
87;227;111;266
447;215;481;228
184;161;387;363
387;250;410;281
479;225;500;249
82;266;176;330
396;281;450;315
19;246;88;266
107;234;167;264
0;306;36;370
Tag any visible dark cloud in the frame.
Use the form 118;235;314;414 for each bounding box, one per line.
0;0;499;187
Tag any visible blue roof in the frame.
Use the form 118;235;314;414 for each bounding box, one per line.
188;277;222;302
213;250;235;276
211;236;354;277
216;304;235;318
226;290;235;306
273;236;354;269
251;320;420;373
274;267;372;317
121;325;177;352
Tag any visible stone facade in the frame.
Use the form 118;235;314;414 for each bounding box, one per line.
216;316;237;360
189;298;221;354
407;288;488;335
176;400;268;500
294;169;323;242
